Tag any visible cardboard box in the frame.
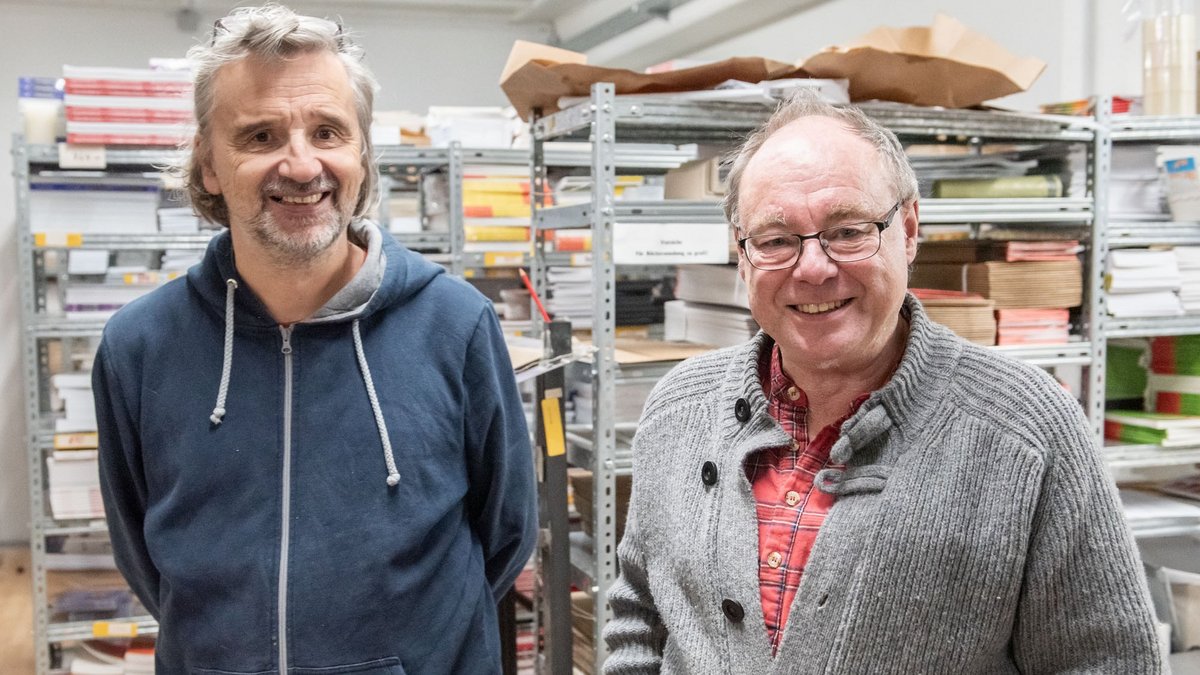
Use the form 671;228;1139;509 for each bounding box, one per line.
664;157;727;200
800;14;1046;108
499;40;802;120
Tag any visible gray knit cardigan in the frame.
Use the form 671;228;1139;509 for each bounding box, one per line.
603;296;1163;674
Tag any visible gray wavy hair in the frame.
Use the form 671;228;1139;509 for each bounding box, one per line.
183;3;380;227
722;92;919;230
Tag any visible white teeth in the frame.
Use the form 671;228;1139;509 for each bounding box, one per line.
797;299;847;314
279;193;322;205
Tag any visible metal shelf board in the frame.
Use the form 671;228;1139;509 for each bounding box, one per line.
535;98;773;142
46;616;158;642
393;231;451;249
463;146;696;170
38;519;109;537
27;144;181;167
30;318;106;339
919;198;1093;224
376;146;450;167
1108;220;1200;247
990;342;1092;367
28;143;464;170
565;438;633;475
534;99;1095;144
1103;442;1200;469
858;103;1095;142
1104;316;1200;338
535;201;726;230
31;232;216;250
568;531;597;595
1109;115;1200;142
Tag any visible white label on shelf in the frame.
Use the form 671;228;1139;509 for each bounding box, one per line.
58;143;107;169
613;222;730;265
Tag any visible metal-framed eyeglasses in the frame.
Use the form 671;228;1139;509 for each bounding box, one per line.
737;202;902;271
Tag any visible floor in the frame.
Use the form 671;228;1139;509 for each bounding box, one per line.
0;546;35;673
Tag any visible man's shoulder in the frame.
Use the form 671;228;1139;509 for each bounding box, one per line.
641;341;754;418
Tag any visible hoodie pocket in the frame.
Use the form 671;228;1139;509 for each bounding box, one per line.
194;657;406;675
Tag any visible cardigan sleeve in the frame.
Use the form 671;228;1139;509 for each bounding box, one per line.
602;501;669;674
1010;394;1163;673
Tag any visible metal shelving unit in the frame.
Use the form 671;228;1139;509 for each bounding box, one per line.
529;85;1104;672
12;137;502;673
1097;101;1200;468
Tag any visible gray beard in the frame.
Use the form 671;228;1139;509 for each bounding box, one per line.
247;206;347;267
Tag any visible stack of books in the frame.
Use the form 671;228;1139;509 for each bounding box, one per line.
995;308;1071;345
63;65;193;145
461;165;544;267
1104;411;1200;447
909;288;996;345
1147;335;1200;415
910;259;1082;309
1106;249;1184;317
912;240;1083;310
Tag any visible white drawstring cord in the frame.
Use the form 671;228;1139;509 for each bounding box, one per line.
352;319;400;486
210;278;238;425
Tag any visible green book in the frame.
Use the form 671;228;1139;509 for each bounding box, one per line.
1105;411;1200;446
932;174;1063;199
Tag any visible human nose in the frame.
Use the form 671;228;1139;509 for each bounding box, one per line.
790;237;838;284
277;131;322;184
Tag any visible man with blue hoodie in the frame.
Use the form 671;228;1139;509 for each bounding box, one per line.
93;5;537;672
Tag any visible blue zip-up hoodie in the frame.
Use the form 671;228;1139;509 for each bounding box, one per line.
94;222;537;674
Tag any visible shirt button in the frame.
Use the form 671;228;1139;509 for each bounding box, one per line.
790;439;800;452
766;551;783;568
786;386;800;401
785;491;801;507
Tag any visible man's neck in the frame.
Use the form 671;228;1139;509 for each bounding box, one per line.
780;318;909;432
232;230;367;326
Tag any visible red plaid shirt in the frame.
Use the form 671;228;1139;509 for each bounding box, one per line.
746;344;866;654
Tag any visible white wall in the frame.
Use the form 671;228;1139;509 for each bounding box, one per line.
682;0;1145;113
0;1;547;544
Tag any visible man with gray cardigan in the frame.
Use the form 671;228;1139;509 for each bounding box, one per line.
602;94;1163;673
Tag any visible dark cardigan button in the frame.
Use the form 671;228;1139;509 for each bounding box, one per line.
734;398;751;422
701;461;718;486
722;598;745;623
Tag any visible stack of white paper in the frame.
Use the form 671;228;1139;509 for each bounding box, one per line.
31;178;160;235
663;300;758;347
46;450;104;520
1106;249;1183;317
51;372;95;433
1176;246;1200;312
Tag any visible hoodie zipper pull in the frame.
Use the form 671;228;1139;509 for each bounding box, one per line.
280;326;293;355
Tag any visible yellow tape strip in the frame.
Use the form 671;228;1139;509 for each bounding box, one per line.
540;398;565;458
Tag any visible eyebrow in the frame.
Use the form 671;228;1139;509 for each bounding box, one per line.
230;108;355;138
742;201;876;235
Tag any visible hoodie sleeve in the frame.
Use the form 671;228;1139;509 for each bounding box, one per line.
93;338;161;618
462;305;538;602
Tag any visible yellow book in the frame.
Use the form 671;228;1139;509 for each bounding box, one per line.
464;225;530;242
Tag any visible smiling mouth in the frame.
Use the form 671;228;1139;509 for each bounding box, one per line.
794;298;850;314
271;193;328;205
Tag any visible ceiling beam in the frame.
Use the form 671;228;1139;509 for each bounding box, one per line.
557;0;832;70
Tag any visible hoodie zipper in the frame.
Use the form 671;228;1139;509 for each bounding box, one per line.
278;325;294;673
